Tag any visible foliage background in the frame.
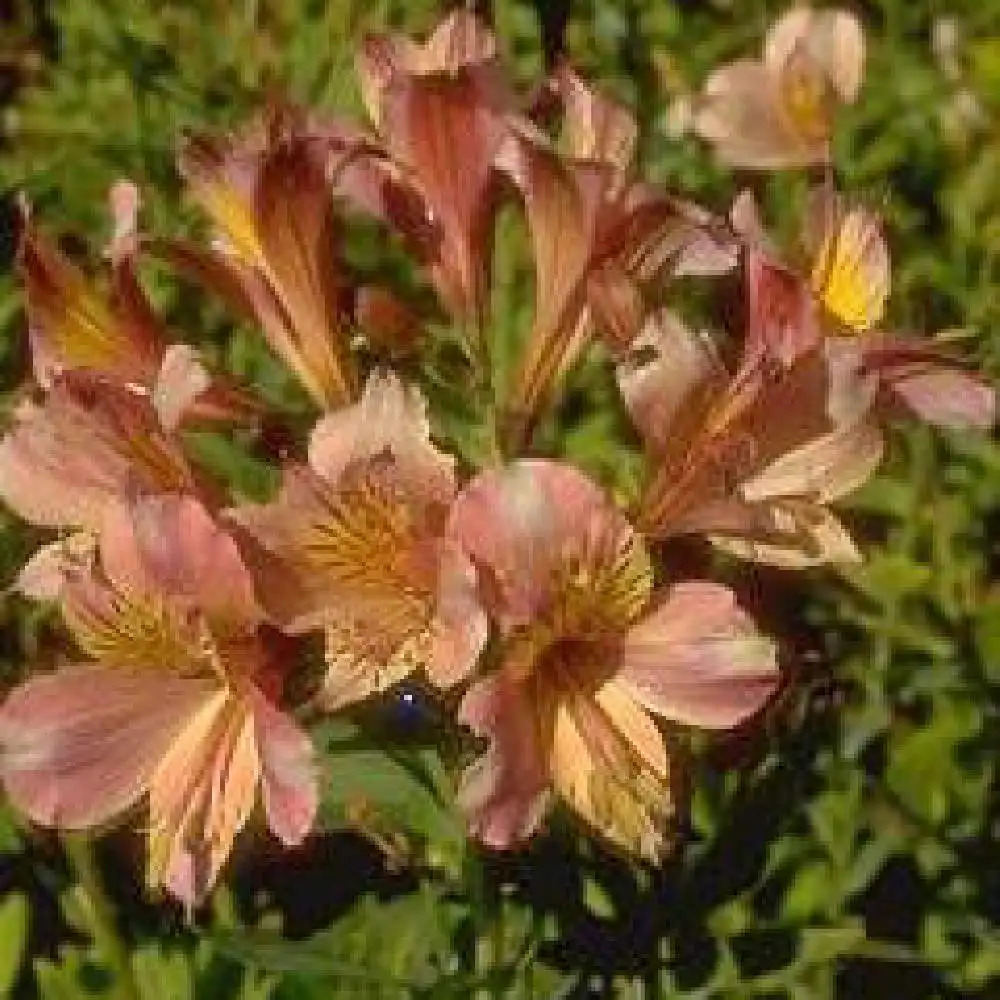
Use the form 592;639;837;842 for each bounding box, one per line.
0;0;998;996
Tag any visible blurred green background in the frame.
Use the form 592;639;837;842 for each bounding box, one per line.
1;1;999;997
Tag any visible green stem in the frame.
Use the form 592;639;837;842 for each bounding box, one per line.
62;835;141;1000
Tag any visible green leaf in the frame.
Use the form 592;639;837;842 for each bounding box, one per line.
315;725;466;868
0;893;28;998
582;878;615;921
212;886;463;992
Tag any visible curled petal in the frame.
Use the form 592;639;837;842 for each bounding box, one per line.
617;310;725;457
458;674;551;850
421;9;497;74
379;63;508;323
0;665;212;829
358;9;496;126
710;500;862;568
740;417;884;504
744;248;822;367
180;108;356;409
17;198;163;388
618;582;778;729
765;7;865;104
496;131;601;428
12;531;96;602
153;344;211;431
859;339;996;431
554;65;637;179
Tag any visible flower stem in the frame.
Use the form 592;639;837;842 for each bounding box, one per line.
62;834;142;1000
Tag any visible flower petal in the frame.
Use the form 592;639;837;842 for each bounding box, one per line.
740;417;884;504
744;247;822;367
710;500;862;568
0;665;212;829
448;460;652;633
886;366;996;431
378;62;508;323
550;682;673;861
555;65;637;178
858;338;997;431
810;205;889;333
765;7;864;104
496;130;601;430
694;61;826;169
17;202;160;388
617;309;725;457
308;369;455;506
12;532;96;602
618;581;778;729
147;689;260;907
153;344;211;431
248;687;317;847
457;674;551;850
99;496;260;637
0;374;194;530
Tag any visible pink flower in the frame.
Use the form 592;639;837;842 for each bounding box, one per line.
448;460;778;858
341;10;510;328
176;104;357;410
694;7;864;169
621;311;884;567
230;370;486;709
496;69;736;447
0;495;316;908
736;190;995;431
18;185;259;428
0;372;202;599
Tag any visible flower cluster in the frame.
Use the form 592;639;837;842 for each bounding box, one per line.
0;8;993;909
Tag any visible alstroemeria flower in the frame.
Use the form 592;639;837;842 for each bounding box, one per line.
622;311;884;568
177;104;357;410
448;460;778;858
498;70;736;447
0;372;201;599
694;7;864;169
230;370;486;710
19;185;258;429
0;495;317;908
335;10;510;328
737;190;995;430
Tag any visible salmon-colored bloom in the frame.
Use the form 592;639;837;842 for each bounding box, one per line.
623;311;883;567
0;372;201;599
0;495;316;908
341;10;510;329
229;370;486;710
448;460;778;858
177;104;357;410
19;185;258;429
737;190;995;430
498;68;736;447
694;7;864;169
